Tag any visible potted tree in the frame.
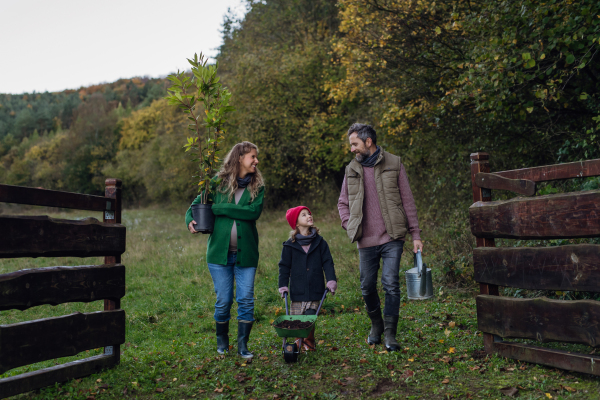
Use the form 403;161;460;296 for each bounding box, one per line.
165;53;234;233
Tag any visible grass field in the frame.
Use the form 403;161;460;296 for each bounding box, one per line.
1;206;600;399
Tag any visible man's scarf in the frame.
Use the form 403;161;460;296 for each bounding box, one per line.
360;146;381;168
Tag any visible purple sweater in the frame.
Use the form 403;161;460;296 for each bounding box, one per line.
338;163;421;249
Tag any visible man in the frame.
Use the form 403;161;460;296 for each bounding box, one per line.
338;123;423;351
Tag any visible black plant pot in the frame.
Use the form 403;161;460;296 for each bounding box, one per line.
191;204;215;234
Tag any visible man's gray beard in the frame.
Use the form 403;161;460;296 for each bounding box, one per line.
355;149;371;162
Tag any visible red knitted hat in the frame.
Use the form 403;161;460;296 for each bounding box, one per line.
286;206;311;229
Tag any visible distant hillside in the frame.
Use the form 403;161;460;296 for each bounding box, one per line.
0;77;169;141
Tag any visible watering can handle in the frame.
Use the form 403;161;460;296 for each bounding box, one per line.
415;250;427;297
414;250;423;277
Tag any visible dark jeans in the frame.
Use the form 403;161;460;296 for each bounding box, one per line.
359;240;404;317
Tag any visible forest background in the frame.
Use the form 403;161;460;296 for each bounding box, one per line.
1;0;599;282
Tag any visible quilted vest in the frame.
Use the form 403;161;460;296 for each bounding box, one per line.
345;150;408;243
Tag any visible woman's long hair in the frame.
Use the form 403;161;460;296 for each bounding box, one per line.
217;141;265;202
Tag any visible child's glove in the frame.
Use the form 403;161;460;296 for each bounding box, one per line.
278;286;289;298
326;280;337;294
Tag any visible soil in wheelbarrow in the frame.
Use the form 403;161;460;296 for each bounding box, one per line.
274;319;313;329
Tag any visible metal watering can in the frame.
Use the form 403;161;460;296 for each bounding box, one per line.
405;250;433;300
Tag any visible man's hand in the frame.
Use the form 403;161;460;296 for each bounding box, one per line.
188;221;199;234
413;239;423;254
278;287;289;298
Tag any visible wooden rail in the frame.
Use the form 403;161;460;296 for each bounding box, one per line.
494;158;600;182
0;178;125;398
477;295;600;347
0;264;125;311
0;184;115;211
470;153;600;375
494;342;600;376
0;354;115;399
473;245;600;291
0;310;126;374
470;190;600;239
0;215;125;258
475;173;535;196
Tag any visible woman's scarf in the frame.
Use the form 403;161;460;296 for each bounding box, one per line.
360;146;381;168
295;227;317;246
237;174;253;188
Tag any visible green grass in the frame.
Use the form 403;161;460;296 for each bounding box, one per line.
1;206;600;399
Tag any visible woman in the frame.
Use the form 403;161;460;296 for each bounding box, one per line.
185;141;265;358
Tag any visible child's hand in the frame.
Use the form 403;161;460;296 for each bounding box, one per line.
326;280;337;295
278;287;289;298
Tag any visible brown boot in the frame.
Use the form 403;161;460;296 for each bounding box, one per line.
302;329;316;351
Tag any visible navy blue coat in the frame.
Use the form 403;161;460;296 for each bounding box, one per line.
278;235;337;302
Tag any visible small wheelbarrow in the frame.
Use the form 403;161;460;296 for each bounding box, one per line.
271;289;328;363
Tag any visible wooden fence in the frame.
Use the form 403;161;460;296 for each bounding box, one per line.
0;179;126;398
470;153;600;375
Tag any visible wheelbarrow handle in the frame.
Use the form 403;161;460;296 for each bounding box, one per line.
284;291;289;316
315;289;329;317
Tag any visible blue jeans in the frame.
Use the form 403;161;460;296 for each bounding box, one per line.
207;252;257;322
358;240;404;317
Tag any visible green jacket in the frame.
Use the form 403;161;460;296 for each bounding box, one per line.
185;186;265;268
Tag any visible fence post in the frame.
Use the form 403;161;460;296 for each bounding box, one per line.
470;153;498;353
104;178;122;363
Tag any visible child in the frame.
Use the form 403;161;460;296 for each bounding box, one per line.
278;206;337;351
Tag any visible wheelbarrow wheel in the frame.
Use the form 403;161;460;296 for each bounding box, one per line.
283;342;299;363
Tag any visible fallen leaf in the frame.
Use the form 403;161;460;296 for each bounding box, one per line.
560;385;576;392
360;358;368;364
172;378;177;382
386;364;394;370
318;340;325;345
214;387;224;393
439;339;444;343
362;372;373;378
447;347;456;354
448;321;456;328
499;387;518;397
428;367;435;371
545;394;552;399
99;384;108;389
444;328;452;337
155;388;164;393
96;379;102;383
442;378;450;384
198;389;206;393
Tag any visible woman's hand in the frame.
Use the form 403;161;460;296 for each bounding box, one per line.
326;280;337;295
278;287;289;298
188;221;199;234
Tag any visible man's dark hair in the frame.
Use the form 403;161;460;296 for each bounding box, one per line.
347;123;377;146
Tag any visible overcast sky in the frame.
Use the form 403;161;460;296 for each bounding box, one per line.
0;0;247;94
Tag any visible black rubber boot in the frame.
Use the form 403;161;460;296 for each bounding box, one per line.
383;315;401;352
237;321;254;359
366;307;385;345
216;321;229;355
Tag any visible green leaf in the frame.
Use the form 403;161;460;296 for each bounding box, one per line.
566;54;575;64
521;53;531;60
